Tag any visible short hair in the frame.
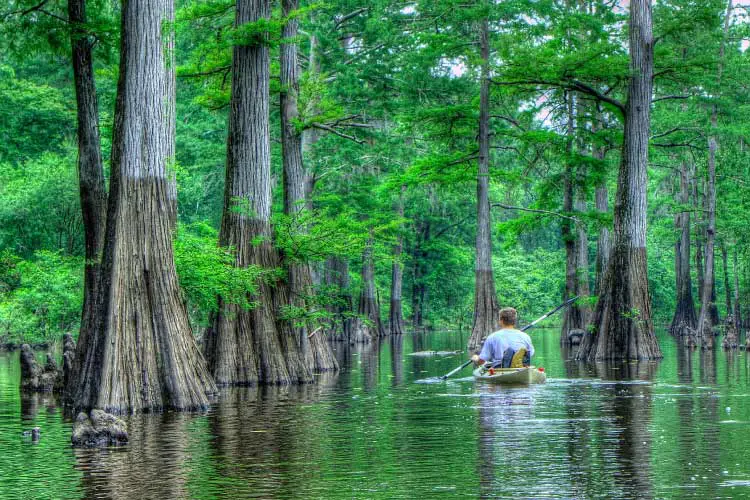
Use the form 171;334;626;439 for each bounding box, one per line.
499;307;517;326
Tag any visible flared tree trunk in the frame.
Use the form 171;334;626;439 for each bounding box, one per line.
67;0;107;396
203;0;312;385
468;17;500;352
577;0;661;361
280;0;337;372
670;159;697;336
72;0;217;412
389;187;405;335
358;234;385;338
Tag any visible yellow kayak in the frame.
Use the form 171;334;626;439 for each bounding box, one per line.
473;366;547;385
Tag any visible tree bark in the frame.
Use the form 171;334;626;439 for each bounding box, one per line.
411;220;429;330
358;234;385;338
670;159;697;336
722;244;731;317
577;0;661;361
733;248;741;331
389;186;405;335
468;16;500;352
203;0;312;385
72;0;217;412
280;0;337;372
561;94;590;342
67;0;107;397
324;257;354;342
594;163;610;295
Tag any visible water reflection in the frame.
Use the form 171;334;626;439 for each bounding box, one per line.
389;335;404;386
74;413;193;499
700;349;717;385
603;379;654;499
6;332;750;499
20;392;59;421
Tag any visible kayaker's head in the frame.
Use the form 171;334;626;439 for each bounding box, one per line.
499;307;517;329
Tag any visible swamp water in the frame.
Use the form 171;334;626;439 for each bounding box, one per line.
2;329;750;499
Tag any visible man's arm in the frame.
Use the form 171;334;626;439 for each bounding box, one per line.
473;337;493;365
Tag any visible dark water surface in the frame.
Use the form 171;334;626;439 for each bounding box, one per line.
2;329;750;499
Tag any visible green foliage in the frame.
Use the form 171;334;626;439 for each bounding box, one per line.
0;67;73;164
0;153;81;257
174;223;265;328
1;0;750;344
0;251;83;344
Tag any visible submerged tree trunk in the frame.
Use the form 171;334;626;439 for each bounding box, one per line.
670;159;697;336
722;244;732;317
733;248;741;331
561;94;590;342
411;220;430;330
67;0;107;397
697;0;731;348
561;94;577;341
324;257;354;342
280;0;337;372
72;0;217;412
358;234;385;338
203;0;312;385
468;17;500;352
389;186;405;335
577;0;661;361
594;144;610;294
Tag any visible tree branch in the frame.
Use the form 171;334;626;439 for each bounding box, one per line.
652;94;691;103
178;66;231;79
311;123;366;144
335;8;369;29
491;78;625;115
491;203;580;223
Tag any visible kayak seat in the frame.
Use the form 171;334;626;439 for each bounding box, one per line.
510;348;528;368
496;348;529;368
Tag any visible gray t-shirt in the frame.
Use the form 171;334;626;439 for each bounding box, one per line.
478;328;535;363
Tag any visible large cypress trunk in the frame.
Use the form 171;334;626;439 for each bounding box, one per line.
280;0;337;372
68;0;107;394
670;159;697;336
203;0;312;385
389;187;405;335
72;0;217;412
468;17;500;352
577;0;661;361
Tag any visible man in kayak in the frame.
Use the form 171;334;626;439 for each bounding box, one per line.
471;307;534;368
